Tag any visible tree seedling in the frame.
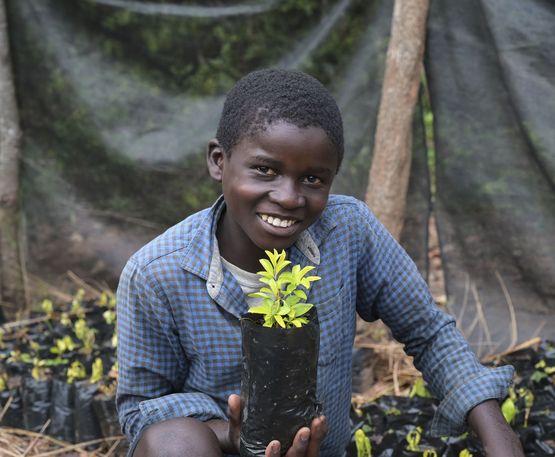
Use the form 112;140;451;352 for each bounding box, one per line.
74;319;96;355
405;426;422;452
355;429;372;457
41;299;54;320
67;360;87;384
50;336;77;355
248;249;320;328
90;357;104;384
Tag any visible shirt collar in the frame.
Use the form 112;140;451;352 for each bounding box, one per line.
180;195;337;295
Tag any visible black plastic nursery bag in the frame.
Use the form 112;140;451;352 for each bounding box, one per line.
22;378;51;432
0;387;24;428
239;309;320;457
74;381;102;442
92;393;121;437
49;379;75;442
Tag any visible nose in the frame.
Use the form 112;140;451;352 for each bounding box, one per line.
269;178;305;209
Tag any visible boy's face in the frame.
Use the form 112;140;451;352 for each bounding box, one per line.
208;121;338;270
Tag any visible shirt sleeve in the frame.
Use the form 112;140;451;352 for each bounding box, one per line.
353;201;514;436
116;259;227;445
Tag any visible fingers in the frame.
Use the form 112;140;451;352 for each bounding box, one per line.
227;394;242;452
265;440;282;457
265;416;328;457
227;394;241;426
306;416;327;457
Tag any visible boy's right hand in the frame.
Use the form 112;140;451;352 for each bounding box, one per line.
227;394;328;457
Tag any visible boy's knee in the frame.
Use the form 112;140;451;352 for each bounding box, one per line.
132;417;223;457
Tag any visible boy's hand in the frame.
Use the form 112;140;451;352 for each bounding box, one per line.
227;394;327;456
227;394;242;452
467;399;524;457
264;416;327;457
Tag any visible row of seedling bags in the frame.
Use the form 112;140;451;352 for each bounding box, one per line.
346;342;555;457
0;290;120;442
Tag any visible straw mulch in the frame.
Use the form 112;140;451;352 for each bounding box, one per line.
0;425;126;457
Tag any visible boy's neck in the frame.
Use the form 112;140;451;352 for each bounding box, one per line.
216;212;266;273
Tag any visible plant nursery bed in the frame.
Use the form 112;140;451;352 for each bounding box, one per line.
347;340;555;457
1;292;554;457
0;291;120;444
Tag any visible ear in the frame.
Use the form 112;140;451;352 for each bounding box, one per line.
207;138;225;182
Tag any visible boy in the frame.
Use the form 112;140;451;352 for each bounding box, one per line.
116;69;524;457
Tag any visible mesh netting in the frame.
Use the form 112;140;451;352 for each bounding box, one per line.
426;0;555;354
7;0;428;289
10;0;554;349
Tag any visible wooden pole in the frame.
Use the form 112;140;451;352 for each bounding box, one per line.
365;0;430;239
0;0;28;320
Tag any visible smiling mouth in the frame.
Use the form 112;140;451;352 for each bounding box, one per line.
258;213;299;228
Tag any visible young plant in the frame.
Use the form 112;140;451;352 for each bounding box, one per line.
90;357;104;384
41;299;54;320
67;360;87;384
248;249;320;329
74;318;96;355
355;429;372;457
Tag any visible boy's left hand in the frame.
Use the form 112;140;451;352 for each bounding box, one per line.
467;399;524;456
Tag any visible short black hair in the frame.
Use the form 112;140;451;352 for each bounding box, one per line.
216;68;344;170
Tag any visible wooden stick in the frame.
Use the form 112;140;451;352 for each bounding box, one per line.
21;419;51;457
0;395;13;423
365;0;431;239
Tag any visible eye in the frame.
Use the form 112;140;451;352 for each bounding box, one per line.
303;175;322;185
255;166;277;176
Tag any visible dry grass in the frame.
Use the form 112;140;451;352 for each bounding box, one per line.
0;427;126;457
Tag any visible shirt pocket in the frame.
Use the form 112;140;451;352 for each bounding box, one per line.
316;285;346;366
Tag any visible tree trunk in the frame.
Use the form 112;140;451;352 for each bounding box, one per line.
365;0;430;239
0;0;27;321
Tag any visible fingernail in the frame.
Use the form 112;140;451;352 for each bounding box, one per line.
271;442;280;456
300;430;309;443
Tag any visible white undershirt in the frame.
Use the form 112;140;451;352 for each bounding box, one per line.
220;256;264;308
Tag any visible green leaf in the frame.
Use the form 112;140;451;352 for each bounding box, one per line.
298;265;315;278
293;290;307;300
285;295;301;307
293;303;313;317
275;259;291;275
530;370;548;382
285;282;297;295
259;258;274;276
268;280;279;297
256;270;273;280
275;314;286;328
278;303;291;315
290;319;302;328
248;292;272;300
249;304;272;315
501;397;517;424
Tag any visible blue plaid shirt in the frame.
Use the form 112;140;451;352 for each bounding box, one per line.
116;195;513;456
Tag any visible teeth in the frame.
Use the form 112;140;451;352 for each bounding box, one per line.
259;214;296;228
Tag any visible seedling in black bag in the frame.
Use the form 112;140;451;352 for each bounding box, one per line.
240;249;322;457
247;249;320;328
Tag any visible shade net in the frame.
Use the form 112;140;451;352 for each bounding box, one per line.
8;0;555;350
7;0;429;296
426;0;555;354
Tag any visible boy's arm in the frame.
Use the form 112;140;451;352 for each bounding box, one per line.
116;259;227;447
352;201;515;439
467;400;524;456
